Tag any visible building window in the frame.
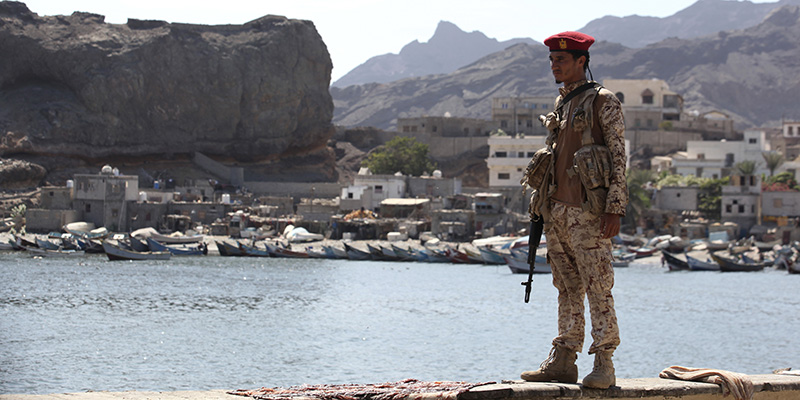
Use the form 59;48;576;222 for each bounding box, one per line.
527;151;535;157
739;205;745;213
500;120;508;128
502;103;509;109
775;198;783;208
615;92;625;103
518;152;524;158
403;126;410;132
375;185;383;194
789;126;794;136
111;209;118;218
85;204;91;212
642;89;654;104
495;151;507;157
348;193;354;199
726;204;732;213
498;173;510;180
526;120;533;127
749;138;757;144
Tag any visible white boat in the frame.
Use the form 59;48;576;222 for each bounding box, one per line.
284;225;323;243
64;222;108;239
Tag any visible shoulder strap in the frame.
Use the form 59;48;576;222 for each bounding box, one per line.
555;81;601;113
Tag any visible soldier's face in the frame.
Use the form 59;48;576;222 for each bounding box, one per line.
549;51;585;84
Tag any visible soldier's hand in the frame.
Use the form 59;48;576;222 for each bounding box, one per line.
601;213;621;239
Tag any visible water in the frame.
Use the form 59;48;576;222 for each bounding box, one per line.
1;251;798;394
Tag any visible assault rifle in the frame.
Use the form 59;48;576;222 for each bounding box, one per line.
521;217;544;303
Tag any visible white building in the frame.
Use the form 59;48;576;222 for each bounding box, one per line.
782;120;800;138
672;130;770;178
340;168;407;211
486;134;547;187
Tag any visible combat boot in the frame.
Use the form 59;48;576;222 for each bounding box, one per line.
520;346;578;383
581;351;616;389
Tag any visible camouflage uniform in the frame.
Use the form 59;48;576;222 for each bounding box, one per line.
545;79;627;355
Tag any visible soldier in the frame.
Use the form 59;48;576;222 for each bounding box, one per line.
520;31;628;389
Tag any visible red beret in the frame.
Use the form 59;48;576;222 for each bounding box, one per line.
544;31;595;52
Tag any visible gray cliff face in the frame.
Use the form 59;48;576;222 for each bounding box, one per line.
0;2;334;168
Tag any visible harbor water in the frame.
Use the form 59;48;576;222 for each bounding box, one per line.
1;251;798;395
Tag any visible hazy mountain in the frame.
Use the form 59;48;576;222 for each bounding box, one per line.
333;0;799;89
331;6;800;131
331;21;536;88
579;0;800;48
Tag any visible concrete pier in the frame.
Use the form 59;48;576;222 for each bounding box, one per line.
1;375;799;400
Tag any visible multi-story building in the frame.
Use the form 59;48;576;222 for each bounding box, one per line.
603;79;683;130
722;174;761;233
485;134;547;187
72;166;140;232
490;96;553;136
671;130;771;178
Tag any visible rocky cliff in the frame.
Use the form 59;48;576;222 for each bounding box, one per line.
0;1;336;184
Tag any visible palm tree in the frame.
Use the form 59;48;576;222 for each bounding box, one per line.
762;151;785;176
734;160;758;176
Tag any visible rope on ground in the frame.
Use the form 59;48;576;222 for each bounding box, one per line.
659;365;753;400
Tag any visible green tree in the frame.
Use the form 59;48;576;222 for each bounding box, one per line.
762;151;785;177
624;168;656;228
698;177;729;221
361;136;437;176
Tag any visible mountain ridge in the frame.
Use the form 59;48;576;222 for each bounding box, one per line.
331;5;800;131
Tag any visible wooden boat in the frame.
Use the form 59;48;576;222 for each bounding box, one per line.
788;260;800;274
324;244;349;259
366;242;399;261
63;222;108;240
102;240;170;261
26;247;85;258
445;247;476;264
146;238;206;256
129;236;150;252
149;231;204;244
216;240;244;256
305;245;330;259
686;253;719;271
710;252;766;272
239;243;271;257
343;242;371;260
390;244;417;261
35;237;61;250
264;240;308;258
503;248;551;274
661;250;689;271
634;246;659;259
477;245;509;265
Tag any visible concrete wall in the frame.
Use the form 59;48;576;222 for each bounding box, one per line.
39;187;73;210
655;186;699;211
762;191;800;217
25;209;79;233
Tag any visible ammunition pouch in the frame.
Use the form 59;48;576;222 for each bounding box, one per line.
522;146;553;219
573;144;612;215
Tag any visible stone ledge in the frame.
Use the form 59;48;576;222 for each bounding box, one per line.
1;375;799;400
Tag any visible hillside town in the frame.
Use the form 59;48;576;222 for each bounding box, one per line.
4;78;800;256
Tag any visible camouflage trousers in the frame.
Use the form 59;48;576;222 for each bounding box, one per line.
545;202;620;354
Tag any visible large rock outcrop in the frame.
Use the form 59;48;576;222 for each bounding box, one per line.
0;2;335;180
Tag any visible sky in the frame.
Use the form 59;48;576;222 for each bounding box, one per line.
18;0;776;82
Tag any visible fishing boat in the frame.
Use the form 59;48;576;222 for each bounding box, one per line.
390;243;417;261
661;250;689;271
710;252;766;272
343;242;371;260
26;247;85;258
102;240;170;261
146;238;206;256
503;247;551;274
216;240;244;256
239;242;271;257
686;253;719;271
